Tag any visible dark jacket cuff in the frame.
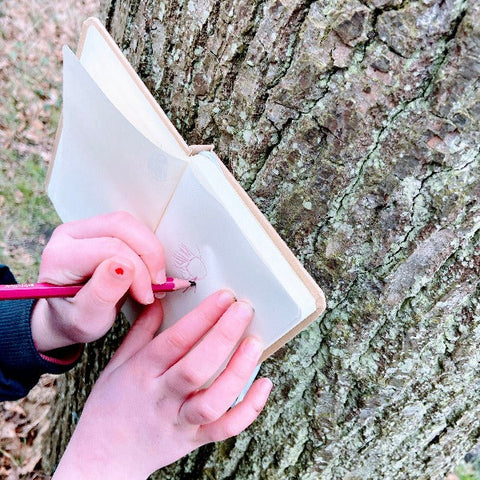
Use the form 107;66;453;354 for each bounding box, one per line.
0;265;82;400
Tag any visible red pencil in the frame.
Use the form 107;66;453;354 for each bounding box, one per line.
0;277;195;300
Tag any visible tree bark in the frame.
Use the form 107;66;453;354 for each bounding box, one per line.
45;0;479;478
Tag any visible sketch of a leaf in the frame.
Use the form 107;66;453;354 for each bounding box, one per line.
173;243;207;281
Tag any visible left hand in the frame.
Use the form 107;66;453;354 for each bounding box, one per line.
52;290;273;479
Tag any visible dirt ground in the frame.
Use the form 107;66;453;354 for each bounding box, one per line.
0;1;98;478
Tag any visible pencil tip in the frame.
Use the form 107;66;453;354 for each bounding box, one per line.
189;280;196;287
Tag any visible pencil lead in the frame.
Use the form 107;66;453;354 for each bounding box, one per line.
189;280;196;287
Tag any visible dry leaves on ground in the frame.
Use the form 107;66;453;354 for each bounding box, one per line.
0;376;57;479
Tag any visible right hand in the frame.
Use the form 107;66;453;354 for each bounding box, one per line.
31;211;166;352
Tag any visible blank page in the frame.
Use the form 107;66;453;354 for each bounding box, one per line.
155;163;315;352
48;47;187;229
79;22;189;159
191;153;316;319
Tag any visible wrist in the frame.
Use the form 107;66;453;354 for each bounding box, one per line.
53;427;149;480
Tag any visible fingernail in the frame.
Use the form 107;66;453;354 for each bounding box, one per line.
110;264;129;280
242;336;262;360
217;289;236;309
261;378;274;395
109;258;133;279
144;290;154;304
154;292;166;299
155;269;167;285
234;300;255;318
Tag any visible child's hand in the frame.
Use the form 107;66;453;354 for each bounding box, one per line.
31;212;166;353
52;290;273;480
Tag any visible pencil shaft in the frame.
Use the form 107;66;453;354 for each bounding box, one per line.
0;277;193;300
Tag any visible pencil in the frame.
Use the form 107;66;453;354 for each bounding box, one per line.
0;277;195;300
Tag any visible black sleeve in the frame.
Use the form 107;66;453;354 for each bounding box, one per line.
0;265;81;401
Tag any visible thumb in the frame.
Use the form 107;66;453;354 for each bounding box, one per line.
70;257;135;341
105;299;164;372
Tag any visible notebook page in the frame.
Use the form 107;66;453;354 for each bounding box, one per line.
191;153;316;319
155;165;310;351
79;22;189;159
48;47;187;229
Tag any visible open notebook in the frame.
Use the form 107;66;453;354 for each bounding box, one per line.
47;18;326;362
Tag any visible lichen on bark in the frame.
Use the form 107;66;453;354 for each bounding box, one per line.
46;0;479;478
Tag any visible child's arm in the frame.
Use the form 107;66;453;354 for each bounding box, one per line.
30;211;166;353
52;290;273;479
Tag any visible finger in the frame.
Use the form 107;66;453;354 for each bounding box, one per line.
41;236;154;304
106;299;164;372
163;300;254;397
56;212;166;283
136;289;236;375
195;378;273;443
178;336;263;425
67;257;135;342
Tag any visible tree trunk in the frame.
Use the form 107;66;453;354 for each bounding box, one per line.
45;0;480;478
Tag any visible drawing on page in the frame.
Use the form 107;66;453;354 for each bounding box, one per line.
173;243;207;282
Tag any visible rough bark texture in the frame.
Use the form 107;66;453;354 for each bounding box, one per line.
45;0;479;478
